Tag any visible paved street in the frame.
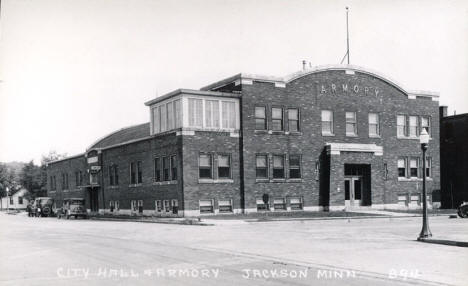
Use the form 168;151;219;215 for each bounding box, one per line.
0;213;467;286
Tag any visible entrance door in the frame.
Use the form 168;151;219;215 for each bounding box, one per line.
344;177;362;207
89;189;99;212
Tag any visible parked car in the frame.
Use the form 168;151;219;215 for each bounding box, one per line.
457;201;468;218
57;198;88;219
30;197;54;217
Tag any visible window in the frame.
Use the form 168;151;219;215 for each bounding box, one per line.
163;200;171;212
424;157;432;178
410;195;420;205
50;176;54;190
369;113;379;136
321;110;333;135
205;100;220;128
397;115;407;137
171;200;178;214
256;199;269;211
163;157;170;181
109;201;114;212
18;197;23;205
289;155;301;179
167;102;174;130
90;173;98;185
256;155;268;178
53;176;56;190
154;158;161;182
79;171;83;186
171;155;177;180
131;200;137;212
221;101;236;129
421;116;430;135
218;154;231;179
289;197;303;210
75;172;79;187
114;167;118;185
152;107;160;133
255;106;267;130
137;200;143;213
346;112;357;135
188;98;203;127
409;116;418;137
288;108;299;132
398;194;407;206
108;166;114;186
273;198;286;210
410;158;419;178
271;107;283;131
174;100;181;128
65;173;69;189
160;104;167;132
199;200;214;213
273;155;285;179
130;162;136;184
155;200;162;212
199;154;212;179
137;161;142;183
218;199;233;213
115;201;119;211
10;197;13;204
398;158;406;178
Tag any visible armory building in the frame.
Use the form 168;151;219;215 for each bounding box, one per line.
46;65;440;216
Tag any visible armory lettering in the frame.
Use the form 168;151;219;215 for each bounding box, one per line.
320;83;380;97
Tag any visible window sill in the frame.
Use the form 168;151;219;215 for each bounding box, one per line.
198;179;234;184
397;136;419;140
369;134;381;138
129;184;143;188
287;178;303;183
288;131;302;136
254;130;268;134
398;177;433;182
108;186;119;189
270;130;285;135
153;180;178;185
322;133;335;137
346;133;358;137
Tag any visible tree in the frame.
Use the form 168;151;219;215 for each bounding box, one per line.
0;163;16;210
19;161;43;200
39;151;67;197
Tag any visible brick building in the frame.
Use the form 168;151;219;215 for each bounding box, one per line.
440;109;468;208
47;64;440;216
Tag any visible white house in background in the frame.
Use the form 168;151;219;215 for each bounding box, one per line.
0;188;29;210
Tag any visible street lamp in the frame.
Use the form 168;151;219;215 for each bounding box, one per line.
418;129;432;240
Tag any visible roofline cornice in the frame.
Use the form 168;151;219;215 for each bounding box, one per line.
200;64;440;100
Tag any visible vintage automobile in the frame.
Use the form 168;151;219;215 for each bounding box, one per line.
30;197;55;217
457;201;468;218
57;198;88;219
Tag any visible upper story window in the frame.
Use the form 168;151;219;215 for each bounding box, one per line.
409;116;418;137
369;113;380;137
409;158;419;178
199;154;213;179
130;161;142;185
171;155;177;180
424;157;432;178
218;154;231;179
272;155;285;179
255;106;267;130
271;108;283;131
222;101;236;129
154;157;161;182
152;99;182;134
321;110;334;135
289;155;301;179
188;98;203;127
397;115;407;137
108;165;119;186
288;108;299;132
345;112;357;136
421;116;431;135
398;158;406;178
163;157;170;181
205;100;220;128
256;155;268;178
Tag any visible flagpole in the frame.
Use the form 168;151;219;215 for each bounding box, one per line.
346;7;350;64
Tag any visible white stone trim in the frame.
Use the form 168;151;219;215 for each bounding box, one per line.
326;142;383;156
176;130;195;136
303;206;323;211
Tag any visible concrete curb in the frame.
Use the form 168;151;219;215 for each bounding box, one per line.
417;238;468;247
89;216;213;226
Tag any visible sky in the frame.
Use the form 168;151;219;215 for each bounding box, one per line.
1;0;467;164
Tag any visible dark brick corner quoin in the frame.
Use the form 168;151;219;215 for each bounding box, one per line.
46;65;441;217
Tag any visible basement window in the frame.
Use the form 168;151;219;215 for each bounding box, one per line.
199;200;214;214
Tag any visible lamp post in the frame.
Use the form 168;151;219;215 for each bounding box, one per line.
418;129;432;240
